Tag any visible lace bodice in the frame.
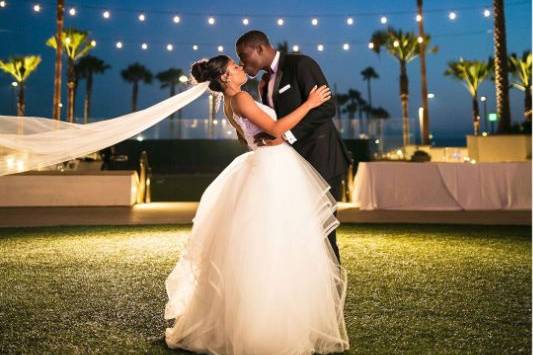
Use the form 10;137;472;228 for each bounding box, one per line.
233;101;278;150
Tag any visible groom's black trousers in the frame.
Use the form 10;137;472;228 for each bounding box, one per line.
326;174;343;265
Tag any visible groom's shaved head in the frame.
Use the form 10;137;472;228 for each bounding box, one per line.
236;30;271;48
236;30;276;77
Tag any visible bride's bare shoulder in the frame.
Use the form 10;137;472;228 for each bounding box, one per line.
231;91;255;115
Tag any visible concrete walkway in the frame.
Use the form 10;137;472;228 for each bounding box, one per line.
0;203;530;228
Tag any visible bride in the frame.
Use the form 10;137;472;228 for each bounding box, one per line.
163;54;349;355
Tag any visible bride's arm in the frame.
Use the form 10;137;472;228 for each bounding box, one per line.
231;85;330;138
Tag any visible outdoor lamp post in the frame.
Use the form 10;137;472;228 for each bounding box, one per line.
480;96;488;133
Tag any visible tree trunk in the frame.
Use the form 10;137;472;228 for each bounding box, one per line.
525;86;532;122
399;61;410;146
132;81;139;112
170;83;176;119
66;59;75;123
472;94;481;135
84;74;93;124
52;0;64;120
417;0;430;145
493;0;512;133
17;82;25;116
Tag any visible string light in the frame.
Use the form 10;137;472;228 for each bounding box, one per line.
138;13;146;22
102;10;110;19
32;4;41;12
173;15;180;23
483;9;491;17
11;81;17;87
417;36;423;43
141;42;148;50
346;17;354;25
311;18;318;26
192;44;199;51
368;42;374;49
342;43;350;50
292;45;300;52
68;7;76;16
416;14;422;22
380;16;388;24
64;37;71;45
217;45;224;52
448;11;457;20
90;40;96;47
166;43;173;51
116;41;123;49
317;44;324;52
393;40;399;47
277;18;284;26
0;1;7;8
242;17;249;25
208;16;215;25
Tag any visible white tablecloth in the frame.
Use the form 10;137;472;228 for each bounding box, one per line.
352;161;532;210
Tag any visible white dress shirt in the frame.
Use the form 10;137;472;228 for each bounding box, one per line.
266;51;297;144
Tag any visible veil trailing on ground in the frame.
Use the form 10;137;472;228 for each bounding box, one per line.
0;82;209;176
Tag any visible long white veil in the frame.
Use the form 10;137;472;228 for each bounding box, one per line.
0;82;209;176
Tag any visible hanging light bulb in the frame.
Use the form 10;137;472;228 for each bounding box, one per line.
292;45;300;52
317;44;324;52
90;40;96;47
393;40;399;47
0;1;6;8
342;43;350;51
417;36;423;43
208;17;215;25
68;7;76;16
192;44;199;51
173;15;181;23
483;9;491;17
102;10;110;19
346;17;354;25
416;14;422;22
116;41;123;49
380;16;388;24
141;43;148;50
138;13;146;22
64;37;71;45
448;11;457;20
33;4;41;12
368;42;375;49
166;44;174;51
242;18;249;25
277;18;284;26
217;45;224;52
311;18;318;26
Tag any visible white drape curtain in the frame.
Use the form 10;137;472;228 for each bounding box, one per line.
0;82;209;176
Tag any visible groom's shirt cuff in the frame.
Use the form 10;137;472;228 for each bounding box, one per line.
283;130;297;144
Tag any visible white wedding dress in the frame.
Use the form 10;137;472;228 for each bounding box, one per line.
164;100;350;355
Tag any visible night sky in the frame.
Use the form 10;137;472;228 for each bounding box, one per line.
0;0;531;138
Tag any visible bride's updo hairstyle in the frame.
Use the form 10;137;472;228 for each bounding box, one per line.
191;55;231;93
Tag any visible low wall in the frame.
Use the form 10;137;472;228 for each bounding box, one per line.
0;171;138;207
467;134;532;162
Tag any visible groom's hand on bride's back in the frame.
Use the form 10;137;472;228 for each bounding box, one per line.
254;132;280;146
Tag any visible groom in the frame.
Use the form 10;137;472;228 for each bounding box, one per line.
236;30;352;264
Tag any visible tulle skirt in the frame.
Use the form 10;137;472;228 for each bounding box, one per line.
164;142;349;355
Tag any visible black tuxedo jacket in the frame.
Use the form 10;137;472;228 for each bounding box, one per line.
262;52;352;181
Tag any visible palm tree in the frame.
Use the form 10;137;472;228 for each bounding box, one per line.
335;93;349;120
156;68;185;119
370;27;437;146
508;51;532;123
0;56;41;116
493;0;512;133
121;63;153;112
75;55;110;123
416;0;432;145
445;58;491;135
47;28;95;122
340;89;367;136
52;0;64;120
360;66;379;113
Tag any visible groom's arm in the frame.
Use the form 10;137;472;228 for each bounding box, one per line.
291;56;336;140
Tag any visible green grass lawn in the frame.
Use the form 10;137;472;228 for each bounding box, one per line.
0;224;530;354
